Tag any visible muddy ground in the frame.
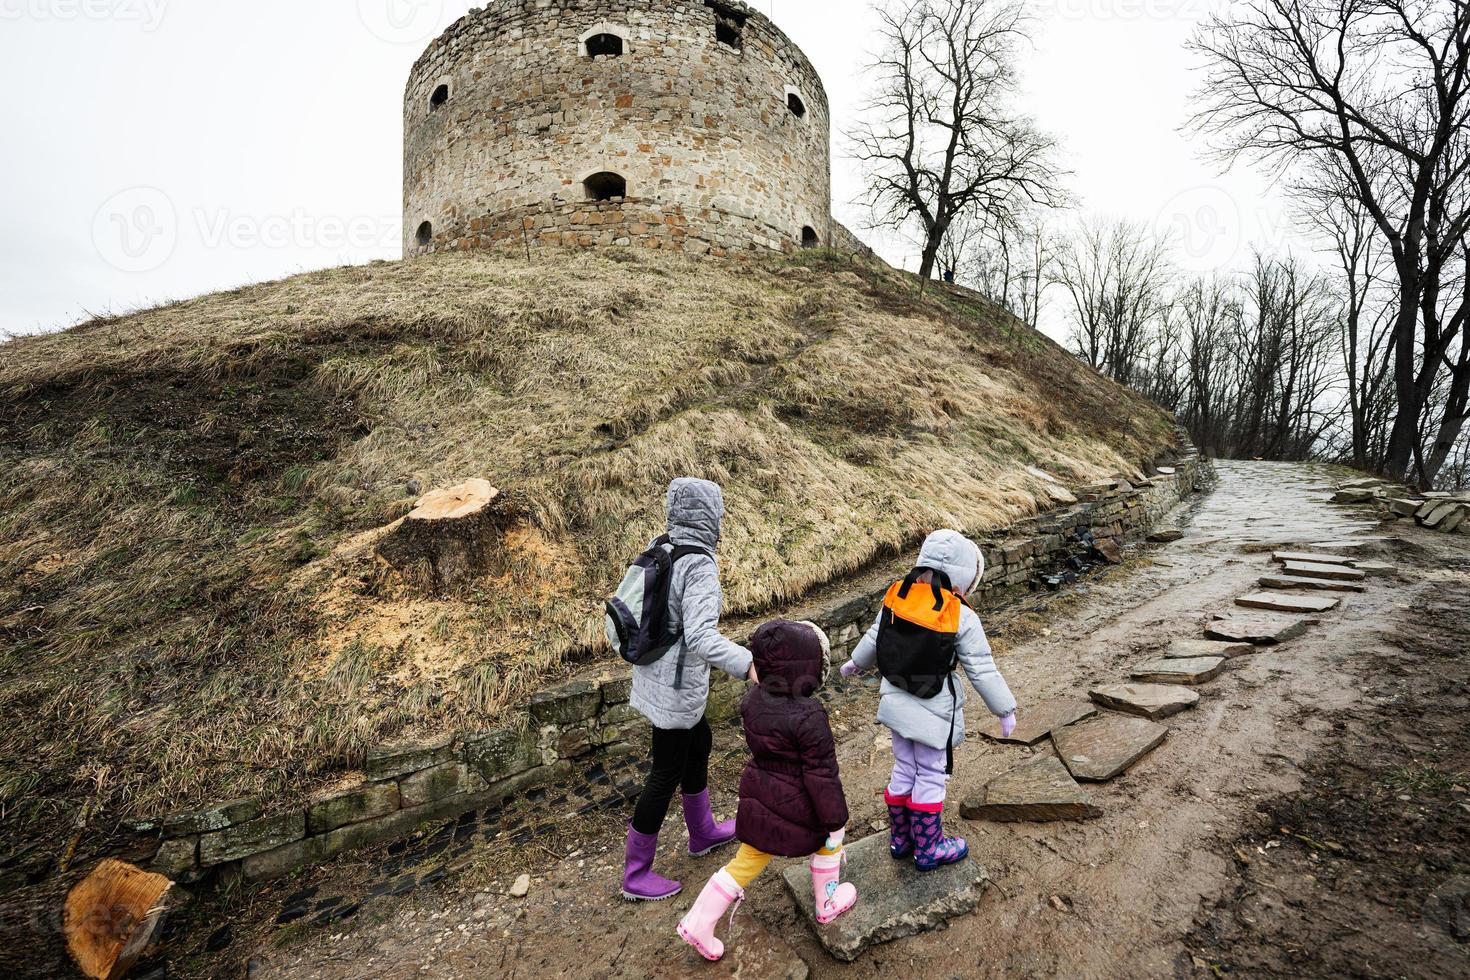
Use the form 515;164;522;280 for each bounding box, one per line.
31;461;1470;978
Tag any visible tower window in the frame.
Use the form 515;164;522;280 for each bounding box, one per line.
787;92;807;118
429;84;449;111
802;226;819;248
706;1;745;50
585;32;624;58
584;172;627;201
416;221;433;247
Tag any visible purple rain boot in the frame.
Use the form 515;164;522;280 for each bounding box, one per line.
682;789;738;857
621;825;682;901
885;790;914;858
910;803;968;872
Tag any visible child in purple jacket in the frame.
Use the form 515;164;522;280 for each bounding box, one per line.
677;620;855;961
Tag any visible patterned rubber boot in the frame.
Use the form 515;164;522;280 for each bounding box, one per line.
682;789;738;856
677;871;743;961
809;852;858;924
885;790;914;858
909;803;968;872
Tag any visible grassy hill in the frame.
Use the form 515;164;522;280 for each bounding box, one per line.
0;247;1174;857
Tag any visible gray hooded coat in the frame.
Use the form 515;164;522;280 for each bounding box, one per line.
628;479;754;731
849;530;1017;749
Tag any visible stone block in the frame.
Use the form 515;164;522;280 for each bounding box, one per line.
150;836;199;879
365;734;455;781
1259;574;1364;593
600;702;641;726
1387;499;1423;518
1236;593;1340;614
162;797;260;837
1281;561;1365;582
1205;616;1313;645
1130;656;1226;685
981;698;1096;745
1332;488;1375;504
1272;551;1356;566
1051;713;1168;781
464;727;545;783
1090;682;1200;720
1166;639;1254;659
306;782;400;835
960;756;1100;822
781;832;989;962
600;676;632;705
1353;560;1397;577
400;762;488;808
199;810;306;866
1147;528;1184;543
529;680;601;725
556;727;596;759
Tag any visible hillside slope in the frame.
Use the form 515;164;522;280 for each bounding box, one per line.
0;247;1174;852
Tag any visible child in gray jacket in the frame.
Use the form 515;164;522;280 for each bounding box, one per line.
840;529;1017;871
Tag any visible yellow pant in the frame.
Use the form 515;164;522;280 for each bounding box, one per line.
722;842;843;890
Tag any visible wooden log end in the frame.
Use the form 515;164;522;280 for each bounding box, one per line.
64;859;175;980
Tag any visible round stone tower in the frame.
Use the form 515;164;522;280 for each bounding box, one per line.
403;0;832;258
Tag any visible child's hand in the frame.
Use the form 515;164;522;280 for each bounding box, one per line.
747;664;760;685
839;660;861;678
999;712;1017;738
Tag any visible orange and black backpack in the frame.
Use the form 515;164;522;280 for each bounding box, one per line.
876;566;966;772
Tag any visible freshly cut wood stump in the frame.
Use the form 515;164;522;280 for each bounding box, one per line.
377;479;509;593
64;859;174;980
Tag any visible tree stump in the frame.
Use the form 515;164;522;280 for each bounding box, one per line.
64;859;174;980
376;479;509;593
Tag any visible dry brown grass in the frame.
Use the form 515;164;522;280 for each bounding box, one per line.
0;245;1174;855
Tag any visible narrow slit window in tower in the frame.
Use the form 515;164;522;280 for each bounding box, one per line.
802;226;819;248
430;84;449;111
585;33;624;57
416;221;433;247
584;172;627;201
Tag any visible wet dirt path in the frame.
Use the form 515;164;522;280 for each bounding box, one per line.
232;461;1463;979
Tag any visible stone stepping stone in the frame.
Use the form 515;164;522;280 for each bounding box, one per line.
1282;560;1366;582
1166;638;1255;659
1204;616;1312;645
1236;592;1340;614
1259;574;1365;593
782;831;989;962
959;755;1100;822
1273;551;1356;566
1130;656;1226;685
1051;713;1169;782
1089;682;1200;720
981;698;1095;745
1353;560;1397;578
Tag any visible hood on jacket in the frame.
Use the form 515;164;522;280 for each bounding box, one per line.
750;620;825;698
666;477;724;551
917;529;984;596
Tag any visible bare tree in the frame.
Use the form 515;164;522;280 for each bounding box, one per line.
940;207;1060;329
1055;219;1175;387
1190;0;1470;487
851;0;1064;283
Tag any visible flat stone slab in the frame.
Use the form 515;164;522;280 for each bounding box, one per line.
1130;656;1226;685
1273;551;1356;566
981;698;1096;745
1051;713;1169;781
1260;574;1365;593
782;831;988;962
1204;616;1312;645
1166;638;1255;659
1236;592;1340;614
959;756;1100;822
1353;560;1397;578
1282;560;1366;581
1089;682;1200;719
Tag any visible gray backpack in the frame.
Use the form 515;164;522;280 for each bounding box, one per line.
604;535;710;667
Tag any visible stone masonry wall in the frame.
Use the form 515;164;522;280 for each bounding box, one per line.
149;446;1212;883
404;0;833;258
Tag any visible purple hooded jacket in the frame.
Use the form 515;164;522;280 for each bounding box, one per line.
735;621;849;857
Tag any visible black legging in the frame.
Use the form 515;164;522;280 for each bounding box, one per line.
631;716;713;835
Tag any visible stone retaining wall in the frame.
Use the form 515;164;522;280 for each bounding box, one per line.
150;446;1211;883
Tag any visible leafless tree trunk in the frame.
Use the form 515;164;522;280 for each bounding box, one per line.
851;0;1064;283
1055;219;1174;386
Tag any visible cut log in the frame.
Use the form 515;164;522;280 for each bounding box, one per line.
65;859;174;980
376;480;510;593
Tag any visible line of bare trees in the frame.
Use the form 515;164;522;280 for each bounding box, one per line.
852;0;1470;490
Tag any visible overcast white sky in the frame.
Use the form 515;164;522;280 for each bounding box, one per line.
0;0;1309;342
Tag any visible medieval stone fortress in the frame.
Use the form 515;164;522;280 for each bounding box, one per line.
403;0;861;258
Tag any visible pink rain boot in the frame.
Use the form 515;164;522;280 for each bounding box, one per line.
677;871;743;962
809;852;857;924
